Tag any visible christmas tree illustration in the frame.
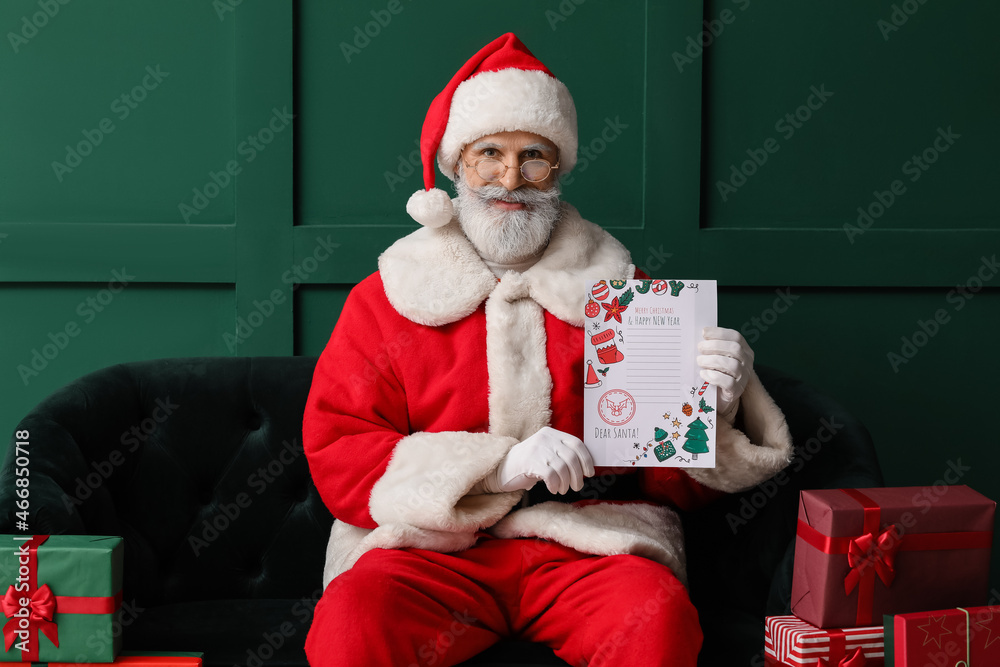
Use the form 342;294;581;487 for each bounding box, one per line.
681;417;710;460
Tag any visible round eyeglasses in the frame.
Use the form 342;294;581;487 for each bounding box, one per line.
464;157;559;183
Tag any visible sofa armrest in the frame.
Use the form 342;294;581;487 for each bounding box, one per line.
0;357;333;611
0;414;104;535
685;364;883;667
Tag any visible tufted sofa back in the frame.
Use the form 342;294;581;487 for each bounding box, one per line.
2;357;332;608
1;358;884;666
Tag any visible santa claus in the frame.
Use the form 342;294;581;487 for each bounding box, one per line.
303;33;792;666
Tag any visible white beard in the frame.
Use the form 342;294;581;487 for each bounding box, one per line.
454;172;562;264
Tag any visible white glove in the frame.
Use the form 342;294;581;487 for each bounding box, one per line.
481;426;595;495
697;326;754;423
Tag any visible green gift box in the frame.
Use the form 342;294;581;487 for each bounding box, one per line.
1;536;123;663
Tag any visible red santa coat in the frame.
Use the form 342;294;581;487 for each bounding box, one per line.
303;202;793;589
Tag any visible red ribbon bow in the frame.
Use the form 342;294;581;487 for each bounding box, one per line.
844;524;900;595
2;582;59;652
820;647;867;667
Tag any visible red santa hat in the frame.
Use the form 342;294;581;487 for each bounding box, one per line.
405;33;578;228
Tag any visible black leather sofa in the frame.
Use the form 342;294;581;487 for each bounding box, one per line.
0;358;882;667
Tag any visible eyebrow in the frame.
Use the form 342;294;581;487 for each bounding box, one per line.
470;141;502;151
468;141;555;154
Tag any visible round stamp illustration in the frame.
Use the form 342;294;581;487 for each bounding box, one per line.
597;389;636;426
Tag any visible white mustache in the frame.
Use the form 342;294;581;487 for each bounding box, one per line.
472;183;561;206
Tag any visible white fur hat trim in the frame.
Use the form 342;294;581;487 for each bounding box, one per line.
436;68;578;181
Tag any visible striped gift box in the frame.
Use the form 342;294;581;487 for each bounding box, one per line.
765;615;884;666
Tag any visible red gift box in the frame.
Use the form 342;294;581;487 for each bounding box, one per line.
765;615;884;666
1;651;202;667
884;606;1000;666
791;486;994;629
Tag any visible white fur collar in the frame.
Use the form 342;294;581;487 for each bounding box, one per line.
378;202;635;326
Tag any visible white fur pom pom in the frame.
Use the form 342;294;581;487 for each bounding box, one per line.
406;188;454;228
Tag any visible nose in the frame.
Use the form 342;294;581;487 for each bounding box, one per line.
498;163;526;191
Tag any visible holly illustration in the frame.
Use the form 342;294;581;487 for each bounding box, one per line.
585;298;600;318
682;417;710;460
597;367;609;377
635;280;652;294
698;398;714;413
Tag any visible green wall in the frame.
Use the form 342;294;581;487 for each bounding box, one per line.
2;0;998;587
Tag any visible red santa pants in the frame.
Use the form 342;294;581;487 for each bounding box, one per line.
305;536;701;667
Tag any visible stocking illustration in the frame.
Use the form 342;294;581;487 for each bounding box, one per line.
591;329;624;364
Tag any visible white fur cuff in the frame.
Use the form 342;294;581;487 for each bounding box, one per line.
368;431;523;532
684;368;793;493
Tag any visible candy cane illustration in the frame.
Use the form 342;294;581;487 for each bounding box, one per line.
697;381;709;396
